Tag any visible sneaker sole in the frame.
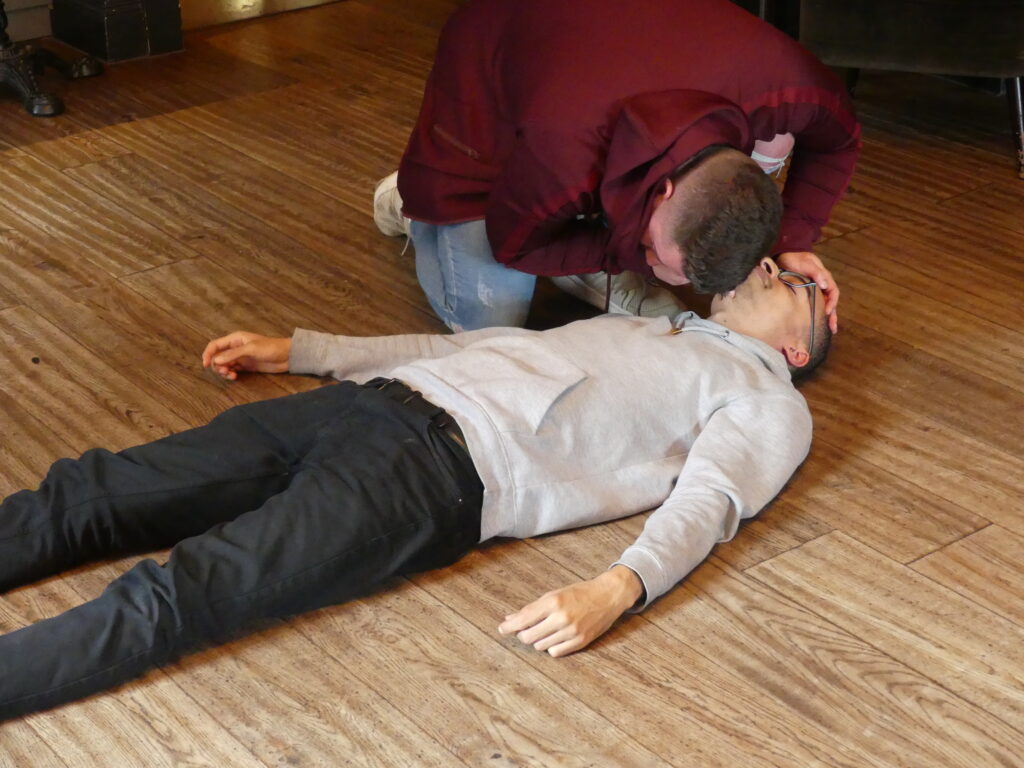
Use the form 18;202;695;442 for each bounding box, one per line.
373;173;408;237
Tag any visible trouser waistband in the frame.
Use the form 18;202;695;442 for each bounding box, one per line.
362;377;468;452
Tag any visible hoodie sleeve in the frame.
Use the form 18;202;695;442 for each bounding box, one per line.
613;391;812;609
289;325;534;382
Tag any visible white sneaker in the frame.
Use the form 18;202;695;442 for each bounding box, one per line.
550;271;686;317
373;171;411;237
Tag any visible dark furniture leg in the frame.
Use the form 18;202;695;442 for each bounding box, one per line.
845;67;861;96
0;0;102;117
1008;76;1024;180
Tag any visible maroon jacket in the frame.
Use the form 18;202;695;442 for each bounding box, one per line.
398;0;861;277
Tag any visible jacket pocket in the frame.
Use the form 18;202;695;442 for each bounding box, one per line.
426;336;586;434
432;123;483;160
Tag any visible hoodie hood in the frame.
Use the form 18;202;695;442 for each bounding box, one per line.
671;311;792;381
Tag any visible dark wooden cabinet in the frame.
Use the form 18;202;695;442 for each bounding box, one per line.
51;0;183;62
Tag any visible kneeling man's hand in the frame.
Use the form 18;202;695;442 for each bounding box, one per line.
202;331;292;380
776;251;840;333
498;565;643;657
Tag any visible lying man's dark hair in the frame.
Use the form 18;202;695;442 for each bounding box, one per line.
670;146;784;295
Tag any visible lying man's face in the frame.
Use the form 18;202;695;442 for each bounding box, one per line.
710;257;827;371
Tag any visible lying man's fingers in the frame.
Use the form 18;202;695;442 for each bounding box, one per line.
212;342;255;368
532;625;577;653
499;567;643;657
202;331;246;368
498;592;556;636
515;613;566;647
546;634;589;658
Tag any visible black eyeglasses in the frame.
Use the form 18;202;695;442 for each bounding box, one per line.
778;270;817;356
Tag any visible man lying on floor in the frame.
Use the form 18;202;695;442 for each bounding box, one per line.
0;257;829;721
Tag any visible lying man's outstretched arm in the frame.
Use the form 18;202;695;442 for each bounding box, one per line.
501;391;812;656
202;325;535;381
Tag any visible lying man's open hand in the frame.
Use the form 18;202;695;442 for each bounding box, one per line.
498;565;643;657
202;331;292;380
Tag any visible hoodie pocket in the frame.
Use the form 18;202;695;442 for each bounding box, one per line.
424;336;586;434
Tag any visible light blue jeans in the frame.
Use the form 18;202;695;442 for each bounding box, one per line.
410;219;537;331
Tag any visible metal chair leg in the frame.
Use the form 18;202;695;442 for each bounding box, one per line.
1008;76;1024;180
0;0;102;117
0;42;64;116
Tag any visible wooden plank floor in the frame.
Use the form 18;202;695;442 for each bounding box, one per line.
1;2;1023;765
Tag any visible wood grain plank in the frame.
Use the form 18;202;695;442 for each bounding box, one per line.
0;155;194;278
857;121;1016;187
712;499;833;572
748;532;1024;730
203;23;434;92
820;259;1024;395
804;366;1024;536
18;128;132;172
820;321;1024;460
0;721;68;768
413;539;868;768
0;306;186;454
95;116;432;313
0;107;96;155
937;180;1024;237
531;523;1024;768
68;283;292;423
0;223;112;293
351;0;462;30
0;238;294;420
820;228;1024;333
784;438;987;563
0;388;77;498
64;152;427;336
1;4;1022;762
171;623;472;768
852;135;990;203
245;0;446;65
27;41;296;136
854;71;1013;159
169;83;416;212
825;189;1024;282
119;258;350;397
299;578;673;768
0;137;27;163
912;525;1024;628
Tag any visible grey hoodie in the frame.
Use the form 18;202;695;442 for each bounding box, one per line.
289;312;812;609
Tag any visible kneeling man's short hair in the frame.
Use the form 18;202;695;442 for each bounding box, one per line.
672;146;784;295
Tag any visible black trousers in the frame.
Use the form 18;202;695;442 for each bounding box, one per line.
0;380;483;721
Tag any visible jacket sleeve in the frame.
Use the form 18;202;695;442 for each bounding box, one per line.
746;89;861;254
484;127;617;276
612;391;812;609
288;325;534;382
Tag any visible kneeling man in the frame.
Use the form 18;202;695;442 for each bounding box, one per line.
0;258;829;721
